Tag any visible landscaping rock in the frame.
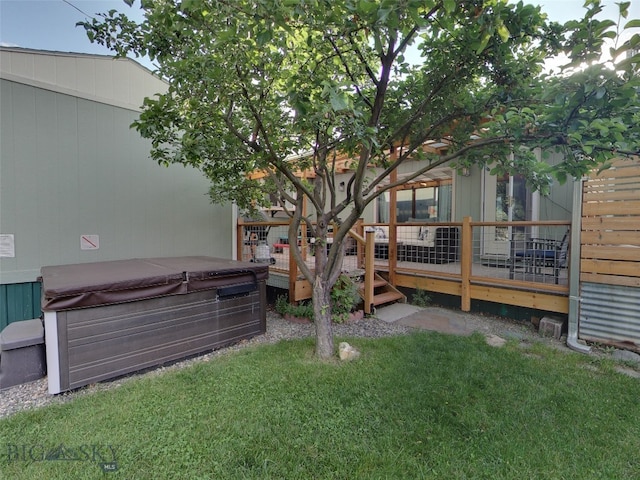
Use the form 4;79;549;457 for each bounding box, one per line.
615;367;640;379
539;316;566;339
485;334;507;348
504;331;526;341
338;342;361;361
612;349;640;365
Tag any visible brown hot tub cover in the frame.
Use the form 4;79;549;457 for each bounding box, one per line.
41;256;268;312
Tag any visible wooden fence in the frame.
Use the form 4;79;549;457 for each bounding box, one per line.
581;158;640;287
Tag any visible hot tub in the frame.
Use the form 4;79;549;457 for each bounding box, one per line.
41;257;268;394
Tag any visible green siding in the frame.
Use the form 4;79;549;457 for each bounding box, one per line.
0;282;42;331
1;78;233;285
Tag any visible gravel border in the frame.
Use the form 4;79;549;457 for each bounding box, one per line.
0;311;412;420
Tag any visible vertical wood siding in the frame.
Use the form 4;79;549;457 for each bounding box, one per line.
581;158;640;287
579;157;640;349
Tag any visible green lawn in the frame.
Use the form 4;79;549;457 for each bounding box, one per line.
1;332;639;479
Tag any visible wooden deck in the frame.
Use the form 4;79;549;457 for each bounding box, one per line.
239;218;571;314
267;252;567;285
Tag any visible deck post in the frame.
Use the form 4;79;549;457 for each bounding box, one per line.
364;230;375;314
288;243;297;304
388;168;398;286
461;216;472;311
237;220;245;262
356;218;365;267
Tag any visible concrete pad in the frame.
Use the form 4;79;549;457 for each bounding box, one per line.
374;303;424;323
397;310;473;336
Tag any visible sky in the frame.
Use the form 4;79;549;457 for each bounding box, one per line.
1;0;638;67
0;1;146;57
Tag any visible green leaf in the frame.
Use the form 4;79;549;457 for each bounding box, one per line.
358;0;378;14
181;0;195;11
624;19;640;28
443;0;456;14
256;29;273;46
329;90;349;112
476;32;491;54
619;2;631;17
377;8;391;23
497;24;510;42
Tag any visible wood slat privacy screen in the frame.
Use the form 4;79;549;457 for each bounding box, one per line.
581;158;640;287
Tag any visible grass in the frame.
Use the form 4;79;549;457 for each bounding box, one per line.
1;332;640;479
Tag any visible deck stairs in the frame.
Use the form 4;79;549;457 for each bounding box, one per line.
354;271;406;314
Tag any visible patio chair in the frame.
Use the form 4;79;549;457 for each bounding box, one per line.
509;230;569;284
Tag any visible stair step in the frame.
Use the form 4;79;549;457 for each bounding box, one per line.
357;278;387;291
371;291;404;307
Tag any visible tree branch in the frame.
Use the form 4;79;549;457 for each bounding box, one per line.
222;100;262;151
346;31;379;87
327;35;373;109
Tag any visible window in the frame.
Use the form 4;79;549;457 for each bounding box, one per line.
376;180;452;223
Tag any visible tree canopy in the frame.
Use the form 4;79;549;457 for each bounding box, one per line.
82;0;639;358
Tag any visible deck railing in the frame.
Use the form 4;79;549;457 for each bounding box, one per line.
237;217;571;314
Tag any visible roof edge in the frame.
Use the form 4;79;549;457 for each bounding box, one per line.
0;46;161;79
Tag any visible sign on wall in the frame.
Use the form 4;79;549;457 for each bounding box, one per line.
0;234;15;257
80;235;100;250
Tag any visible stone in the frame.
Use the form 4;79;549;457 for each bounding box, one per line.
612;349;640;365
615;367;640;379
338;342;361;361
504;331;525;341
485;334;506;348
538;316;567;339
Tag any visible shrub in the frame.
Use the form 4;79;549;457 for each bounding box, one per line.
411;288;432;307
275;295;314;320
275;274;361;324
330;274;361;324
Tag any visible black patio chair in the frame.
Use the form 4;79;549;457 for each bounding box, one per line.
510;230;569;284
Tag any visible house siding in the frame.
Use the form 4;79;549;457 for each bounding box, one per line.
1;50;234;326
1;79;232;286
0;282;41;331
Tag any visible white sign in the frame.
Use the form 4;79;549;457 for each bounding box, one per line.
80;235;99;250
0;234;15;257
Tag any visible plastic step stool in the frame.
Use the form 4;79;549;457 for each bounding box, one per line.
0;319;46;390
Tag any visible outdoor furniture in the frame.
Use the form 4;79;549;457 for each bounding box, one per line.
398;227;460;264
0;319;46;390
510;231;569;284
363;227;399;259
366;225;459;262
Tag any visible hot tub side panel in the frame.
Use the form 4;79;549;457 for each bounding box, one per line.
48;282;265;393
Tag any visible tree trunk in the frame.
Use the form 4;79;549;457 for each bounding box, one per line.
312;276;334;359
